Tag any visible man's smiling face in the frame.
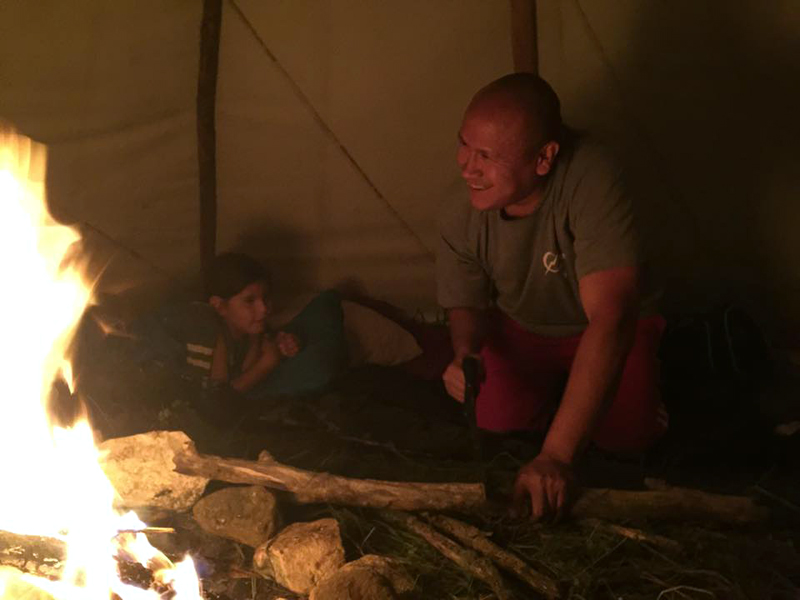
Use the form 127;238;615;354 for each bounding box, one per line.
456;101;542;213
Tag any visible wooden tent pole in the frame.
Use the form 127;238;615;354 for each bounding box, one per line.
510;0;539;74
197;0;223;291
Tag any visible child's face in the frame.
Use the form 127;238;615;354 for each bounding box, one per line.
213;281;270;337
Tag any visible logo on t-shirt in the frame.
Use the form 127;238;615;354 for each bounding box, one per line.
542;251;564;275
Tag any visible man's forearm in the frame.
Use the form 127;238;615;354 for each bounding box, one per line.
447;307;486;357
542;316;636;464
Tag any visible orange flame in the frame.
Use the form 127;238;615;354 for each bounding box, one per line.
0;130;202;599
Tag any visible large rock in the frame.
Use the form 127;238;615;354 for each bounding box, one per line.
253;518;345;594
310;566;396;600
99;431;208;512
339;555;414;595
310;554;414;600
192;486;279;547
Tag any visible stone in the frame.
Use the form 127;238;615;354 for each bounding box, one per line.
338;555;415;595
192;486;279;547
253;518;345;594
99;430;208;512
309;554;415;600
309;567;396;600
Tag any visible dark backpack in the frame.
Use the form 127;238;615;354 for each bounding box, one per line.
659;305;772;383
650;306;777;473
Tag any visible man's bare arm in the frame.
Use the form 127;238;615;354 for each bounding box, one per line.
512;265;640;520
448;307;485;357
541;265;640;463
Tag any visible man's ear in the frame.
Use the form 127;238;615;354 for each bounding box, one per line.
209;295;225;315
535;141;560;176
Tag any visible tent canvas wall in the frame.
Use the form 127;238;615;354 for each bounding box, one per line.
1;1;798;338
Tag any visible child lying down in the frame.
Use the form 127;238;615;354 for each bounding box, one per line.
140;252;348;424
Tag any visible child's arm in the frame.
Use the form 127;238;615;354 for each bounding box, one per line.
211;332;300;393
240;335;263;372
230;336;282;393
209;334;283;393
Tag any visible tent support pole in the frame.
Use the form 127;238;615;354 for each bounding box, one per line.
510;0;538;74
197;0;223;291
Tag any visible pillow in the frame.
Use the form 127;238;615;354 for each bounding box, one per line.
341;300;423;367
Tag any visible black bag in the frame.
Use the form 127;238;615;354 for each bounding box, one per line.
659;305;772;383
650;306;776;472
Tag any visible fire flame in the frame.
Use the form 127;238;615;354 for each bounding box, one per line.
0;130;202;599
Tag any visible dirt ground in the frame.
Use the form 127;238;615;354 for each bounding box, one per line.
73;315;800;599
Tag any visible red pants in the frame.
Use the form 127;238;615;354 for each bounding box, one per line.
477;314;669;454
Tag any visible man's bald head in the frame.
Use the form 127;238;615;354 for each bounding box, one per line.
457;74;563;214
468;73;562;156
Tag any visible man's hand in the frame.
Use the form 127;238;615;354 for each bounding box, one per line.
274;331;301;358
442;354;482;403
511;452;577;521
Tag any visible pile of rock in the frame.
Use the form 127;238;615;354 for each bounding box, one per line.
100;431;414;599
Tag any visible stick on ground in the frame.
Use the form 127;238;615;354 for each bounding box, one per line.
0;529;153;587
385;512;513;600
572;487;768;525
174;439;765;522
578;518;682;551
425;513;562;599
173;442;487;512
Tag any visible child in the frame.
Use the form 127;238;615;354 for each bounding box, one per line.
205;252;301;394
167;253;348;422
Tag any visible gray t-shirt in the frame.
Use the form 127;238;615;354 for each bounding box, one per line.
437;134;654;336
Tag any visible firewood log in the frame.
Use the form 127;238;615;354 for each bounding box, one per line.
0;530;153;587
174;442;768;523
173;442;487;512
572;487;768;525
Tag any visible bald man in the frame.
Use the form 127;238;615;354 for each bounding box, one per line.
438;73;668;520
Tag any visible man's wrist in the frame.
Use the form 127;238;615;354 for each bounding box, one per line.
540;440;578;466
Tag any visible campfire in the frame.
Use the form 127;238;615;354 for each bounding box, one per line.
0;130;202;599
